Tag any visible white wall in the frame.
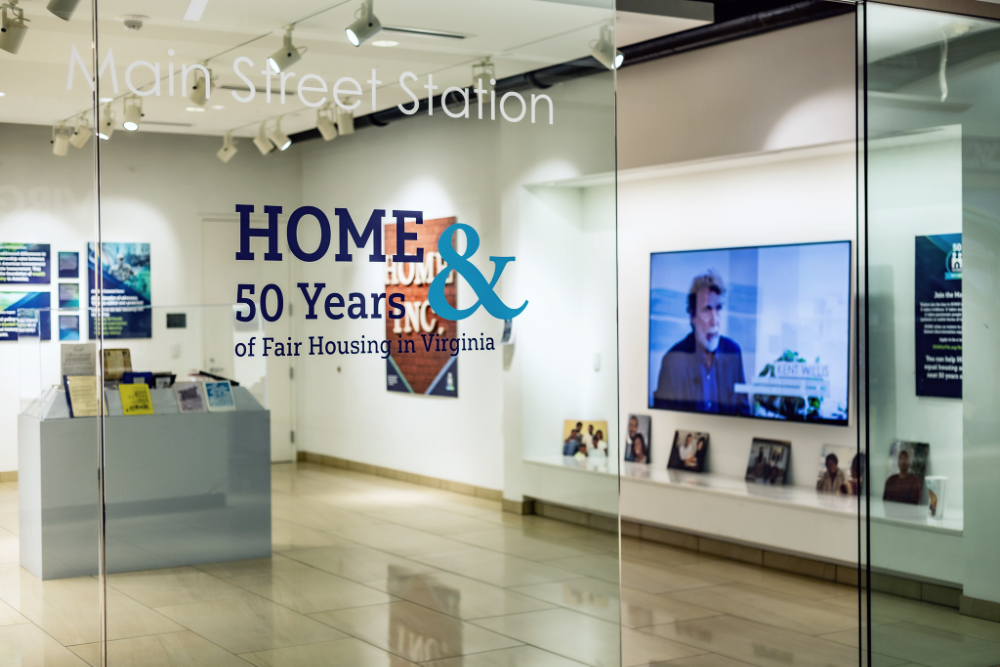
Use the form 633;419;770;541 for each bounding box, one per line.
617;145;858;489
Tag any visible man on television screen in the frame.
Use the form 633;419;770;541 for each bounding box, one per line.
652;271;749;415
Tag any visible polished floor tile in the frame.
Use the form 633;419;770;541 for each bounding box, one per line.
70;631;251;667
620;538;719;567
677;560;851;602
0;528;18;565
0;623;90;666
220;562;392;614
413;547;581;588
821;620;1000;667
665;583;860;635
423;645;590;667
829;592;1000;643
365;570;555;620
272;519;349;552
17;588;182;646
328;523;469;558
621;557;724;595
282;544;443;584
311;601;523;662
105;566;249;608
358;506;501;536
448;528;597;561
240;637;418;667
0;598;28;627
0;566;96;608
156;592;347;654
511;577;720;627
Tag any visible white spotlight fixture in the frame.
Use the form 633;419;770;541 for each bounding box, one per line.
345;0;381;47
97;104;115;140
0;1;29;56
69;116;92;148
46;0;80;21
189;64;211;106
472;58;495;94
268;118;291;151
217;132;237;163
122;96;142;131
268;27;305;74
591;22;623;71
337;107;355;136
52;125;72;157
253;122;274;155
316;106;338;142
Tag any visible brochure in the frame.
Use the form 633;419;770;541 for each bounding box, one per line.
204;380;236;412
119;383;154;416
64;375;104;417
174;382;207;413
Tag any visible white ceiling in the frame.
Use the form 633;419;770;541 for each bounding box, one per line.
0;0;709;139
867;3;995;63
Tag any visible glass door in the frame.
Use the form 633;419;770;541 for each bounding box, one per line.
864;2;1000;665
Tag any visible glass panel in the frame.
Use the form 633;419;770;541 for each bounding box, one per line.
91;1;621;665
617;2;862;664
865;3;1000;665
0;0;102;660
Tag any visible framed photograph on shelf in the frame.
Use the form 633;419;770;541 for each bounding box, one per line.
745;438;791;485
668;430;709;472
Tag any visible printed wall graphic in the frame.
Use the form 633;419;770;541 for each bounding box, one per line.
88;243;152;339
915;234;961;398
59;283;80;309
0;291;51;340
0;243;50;284
58;251;79;279
384;216;458;397
59;314;80;341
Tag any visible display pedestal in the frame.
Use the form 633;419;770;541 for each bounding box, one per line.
18;387;271;580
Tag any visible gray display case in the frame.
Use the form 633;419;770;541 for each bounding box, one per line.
18;386;271;580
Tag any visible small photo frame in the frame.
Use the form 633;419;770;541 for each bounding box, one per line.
745;438;791;486
623;414;651;464
668;430;709;473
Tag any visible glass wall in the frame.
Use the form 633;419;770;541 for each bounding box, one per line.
865;2;1000;665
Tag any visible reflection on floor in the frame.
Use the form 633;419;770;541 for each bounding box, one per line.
0;465;998;666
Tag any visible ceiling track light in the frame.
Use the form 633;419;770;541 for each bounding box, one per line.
0;1;29;56
316;106;338;142
98;103;114;140
472;58;496;95
69;116;92;148
217;132;238;163
591;22;623;71
122;96;142;131
253;121;274;155
268;118;292;151
337;106;355;136
189;63;212;106
345;0;382;47
46;0;80;21
268;26;306;74
52;124;72;157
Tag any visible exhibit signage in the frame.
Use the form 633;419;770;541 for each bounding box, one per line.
0;243;50;284
915;234;962;398
0;291;51;341
88;242;152;339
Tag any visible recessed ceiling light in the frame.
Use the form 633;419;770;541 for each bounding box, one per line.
211;105;224;110
371;39;398;48
0;92;6;98
99;97;113;103
185;106;206;112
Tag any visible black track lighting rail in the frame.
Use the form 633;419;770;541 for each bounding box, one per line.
289;0;853;144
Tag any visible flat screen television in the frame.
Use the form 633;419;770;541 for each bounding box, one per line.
648;241;851;426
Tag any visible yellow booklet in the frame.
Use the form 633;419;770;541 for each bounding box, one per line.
119;383;154;416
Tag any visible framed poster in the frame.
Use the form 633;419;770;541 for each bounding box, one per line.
88;243;152;339
383;216;458;398
58;251;79;279
0;291;51;340
914;234;961;398
0;243;50;284
59;283;80;309
59;314;81;341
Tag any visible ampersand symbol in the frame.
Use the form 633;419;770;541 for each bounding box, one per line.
428;223;528;321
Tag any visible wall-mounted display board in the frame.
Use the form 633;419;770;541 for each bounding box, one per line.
87;243;152;339
0;243;50;284
383;216;458;398
914;234;962;398
0;291;50;340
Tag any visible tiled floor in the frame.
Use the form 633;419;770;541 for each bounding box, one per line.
0;465;999;666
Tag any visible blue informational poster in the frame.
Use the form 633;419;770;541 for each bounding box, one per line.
915;234;962;398
88;243;152;339
0;291;51;341
59;314;80;341
59;283;80;309
58;251;79;279
0;243;50;284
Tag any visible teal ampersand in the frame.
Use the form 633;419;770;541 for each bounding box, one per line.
428;223;528;321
